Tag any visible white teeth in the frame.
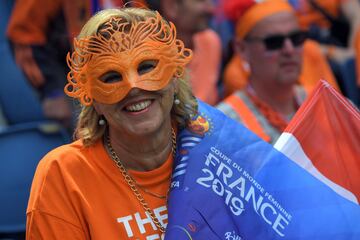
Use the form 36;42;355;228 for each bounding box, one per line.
125;100;151;112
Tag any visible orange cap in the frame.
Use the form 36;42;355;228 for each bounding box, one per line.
234;0;294;39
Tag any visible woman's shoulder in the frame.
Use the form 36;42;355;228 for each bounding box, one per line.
27;139;105;229
44;139;87;159
29;139;106;201
38;139;102;173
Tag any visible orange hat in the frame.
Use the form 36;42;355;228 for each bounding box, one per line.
223;0;294;39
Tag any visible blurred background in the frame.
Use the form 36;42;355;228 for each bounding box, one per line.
1;0;359;239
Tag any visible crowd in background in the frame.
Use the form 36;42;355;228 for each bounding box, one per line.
2;0;360;134
1;0;360;239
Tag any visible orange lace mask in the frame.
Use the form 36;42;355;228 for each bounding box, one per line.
65;12;193;105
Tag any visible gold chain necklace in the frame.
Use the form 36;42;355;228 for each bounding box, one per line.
136;184;167;199
105;128;177;233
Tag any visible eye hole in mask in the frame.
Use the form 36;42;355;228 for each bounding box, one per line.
100;71;123;83
99;59;160;84
138;60;159;75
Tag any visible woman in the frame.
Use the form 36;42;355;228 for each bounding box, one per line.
26;7;197;239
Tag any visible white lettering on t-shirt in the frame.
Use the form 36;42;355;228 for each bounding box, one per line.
117;205;168;238
117;215;134;237
153;206;168;227
135;212;156;233
146;233;164;240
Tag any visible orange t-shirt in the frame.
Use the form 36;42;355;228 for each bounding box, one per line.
26;139;172;239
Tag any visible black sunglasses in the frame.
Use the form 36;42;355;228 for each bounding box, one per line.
246;31;308;51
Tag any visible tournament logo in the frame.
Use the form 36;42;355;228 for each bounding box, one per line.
186;114;213;137
171;113;213;186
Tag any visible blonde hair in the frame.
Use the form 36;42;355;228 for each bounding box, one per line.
73;8;198;146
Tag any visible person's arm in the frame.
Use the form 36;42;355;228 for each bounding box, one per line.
190;29;222;105
7;0;62;87
7;0;74;125
12;44;45;87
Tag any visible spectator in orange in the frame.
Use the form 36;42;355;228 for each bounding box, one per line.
217;0;324;144
290;0;360;104
292;0;360;71
6;0;135;128
224;40;338;97
6;0;91;128
147;0;222;105
221;1;339;98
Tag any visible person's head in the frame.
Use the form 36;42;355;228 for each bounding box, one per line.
65;8;198;146
225;0;307;87
148;0;215;35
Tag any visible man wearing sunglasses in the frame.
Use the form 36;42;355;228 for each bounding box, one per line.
217;0;316;144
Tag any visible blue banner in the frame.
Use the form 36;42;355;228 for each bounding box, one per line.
165;101;360;239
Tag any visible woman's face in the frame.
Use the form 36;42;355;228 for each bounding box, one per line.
65;14;192;106
94;79;176;137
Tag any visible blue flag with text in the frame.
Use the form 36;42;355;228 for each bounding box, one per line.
165;101;360;239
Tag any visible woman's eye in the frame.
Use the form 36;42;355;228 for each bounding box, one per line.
99;71;122;83
138;60;158;75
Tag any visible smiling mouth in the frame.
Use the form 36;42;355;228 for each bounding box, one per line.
125;100;152;112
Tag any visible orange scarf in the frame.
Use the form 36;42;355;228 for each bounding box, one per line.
245;86;299;132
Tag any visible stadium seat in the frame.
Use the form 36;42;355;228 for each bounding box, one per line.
0;121;70;236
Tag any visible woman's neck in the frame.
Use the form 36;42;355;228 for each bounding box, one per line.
107;124;174;171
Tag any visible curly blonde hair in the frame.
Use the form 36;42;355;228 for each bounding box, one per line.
72;8;198;146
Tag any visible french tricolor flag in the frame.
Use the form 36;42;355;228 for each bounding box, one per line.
166;94;360;239
275;80;360;204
